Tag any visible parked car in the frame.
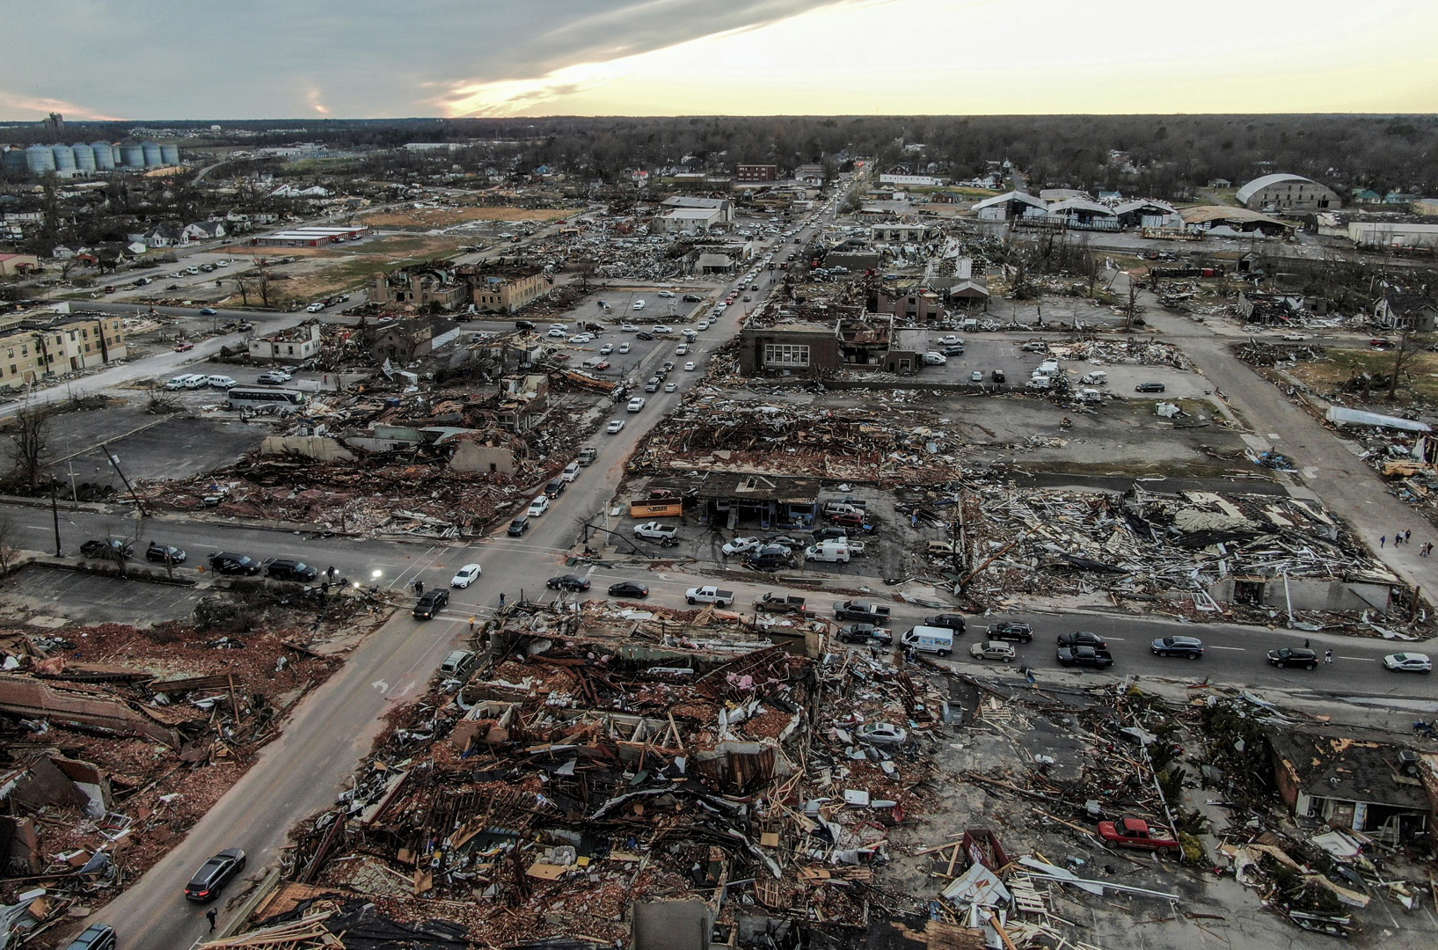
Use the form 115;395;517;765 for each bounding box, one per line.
256;369;292;384
207;375;237;389
607;581;650;598
208;552;261;575
633;521;679;545
627;396;646;412
970;640;1017;662
1383;652;1432;673
198;307;218;316
451;563;482;588
1151;635;1204;659
923;351;947;366
547;574;591;592
527;495;550;517
969;370;984;383
145;542;187;564
636;331;654;340
992;369;1006;383
63;923;116;950
544;478;566;499
80;539;134;560
413;588;449;619
607;419;625;434
1134;382;1166;393
722;537;761;557
264;558;318;582
684;361;696;371
1266;647;1318;670
507;516;529;537
184;848;246;902
664;381;678;393
1056;632;1107;650
856;722;907;745
1057;645;1113;668
837;623;892;645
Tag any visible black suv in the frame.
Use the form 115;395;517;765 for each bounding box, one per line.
146;542;186;564
812;527;848;542
64;924;116;950
209;552;260;575
264;558;319;582
1135;382;1166;393
544;478;566;498
80;539;133;560
413;589;449;620
184;848;246;902
985;621;1033;643
1151;635;1204;659
923;613;966;634
507;516;530;537
546;574;591;592
1266;647;1318;670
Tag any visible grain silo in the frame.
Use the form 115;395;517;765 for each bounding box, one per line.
120;143;145;167
91;142;115;170
25;144;56;174
160;143;179;165
141;142;162;167
51;144;76;174
72;143;96;172
2;148;29;176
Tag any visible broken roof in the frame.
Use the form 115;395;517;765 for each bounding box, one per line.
1266;727;1430;810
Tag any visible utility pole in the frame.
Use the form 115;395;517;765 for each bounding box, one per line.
102;443;147;518
50;486;61;556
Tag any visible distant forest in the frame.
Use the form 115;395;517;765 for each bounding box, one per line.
7;115;1435;197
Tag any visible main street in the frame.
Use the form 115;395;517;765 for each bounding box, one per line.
73;183;852;949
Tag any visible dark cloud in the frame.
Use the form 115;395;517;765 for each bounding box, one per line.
0;0;847;118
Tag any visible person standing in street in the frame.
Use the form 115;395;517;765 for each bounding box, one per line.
1380;535;1386;548
206;909;217;931
1324;649;1334;664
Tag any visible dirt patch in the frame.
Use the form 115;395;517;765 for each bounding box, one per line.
359;207;571;229
1288;346;1438;402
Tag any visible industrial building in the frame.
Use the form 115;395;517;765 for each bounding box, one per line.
1236;173;1340;212
1348;220;1438;250
658;195;733;223
0;140;179;178
652;206;722;234
251;225;371;247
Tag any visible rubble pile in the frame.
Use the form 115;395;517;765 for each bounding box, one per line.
1042;338;1191;369
628;396;967;487
1234;339;1325;367
233;602;950;946
962;482;1404;622
0;603;366;926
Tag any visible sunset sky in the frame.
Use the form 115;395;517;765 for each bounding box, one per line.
1;0;1433;120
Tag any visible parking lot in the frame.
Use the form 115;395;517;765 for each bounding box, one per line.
0;564;207;626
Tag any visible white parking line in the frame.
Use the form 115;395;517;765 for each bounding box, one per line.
1208;645;1246;652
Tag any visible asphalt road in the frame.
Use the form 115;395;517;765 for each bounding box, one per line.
66;184;851;950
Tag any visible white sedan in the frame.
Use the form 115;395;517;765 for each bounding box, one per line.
450;563;482;588
856;722;908;745
1383;652;1432;673
684;361;696;371
619;323;639;332
599;343;613;355
606;419;625;434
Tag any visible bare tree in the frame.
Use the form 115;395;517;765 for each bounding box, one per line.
1387;321;1429;400
234;277;251;307
0;514;16;576
7;407;50;494
1125;278;1139;332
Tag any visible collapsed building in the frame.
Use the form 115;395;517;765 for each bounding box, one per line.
215;599;951;947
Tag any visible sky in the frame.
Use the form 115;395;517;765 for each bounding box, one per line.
1;0;1434;121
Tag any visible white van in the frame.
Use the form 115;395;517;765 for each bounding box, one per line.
561;461;581;482
183;374;209;389
632;299;646;311
165;375;191;390
1080;370;1108;386
804;540;851;563
1034;360;1060;378
902;624;954;656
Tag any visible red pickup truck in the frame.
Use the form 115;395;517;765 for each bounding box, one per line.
1097;817;1179;850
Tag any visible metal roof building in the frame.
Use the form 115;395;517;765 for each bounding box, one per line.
1236;173;1340;211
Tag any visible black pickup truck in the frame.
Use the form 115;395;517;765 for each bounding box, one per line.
1056;645;1114;669
833;600;893;625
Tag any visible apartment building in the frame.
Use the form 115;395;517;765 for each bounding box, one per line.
0;312;127;388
